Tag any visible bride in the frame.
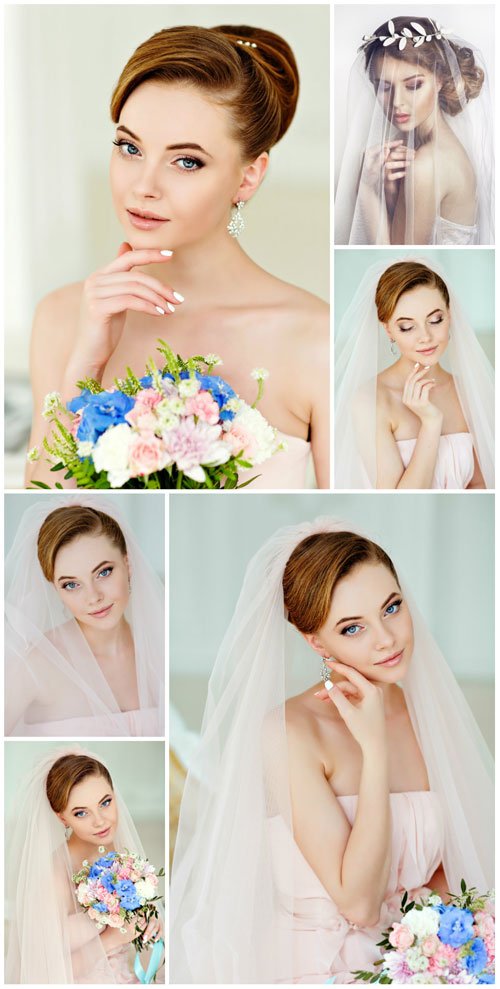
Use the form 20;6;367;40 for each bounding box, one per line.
5;496;164;736
170;517;493;983
335;14;494;245
25;24;329;489
335;259;494;489
5;747;164;983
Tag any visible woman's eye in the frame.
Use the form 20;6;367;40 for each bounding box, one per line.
74;810;86;818
101;798;112;808
407;81;424;91
113;139;141;158
399;325;414;333
341;624;363;636
62;581;79;591
174;155;204;171
385;599;402;616
429;317;444;325
98;567;113;578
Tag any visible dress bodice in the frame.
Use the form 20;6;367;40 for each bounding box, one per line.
239;431;311;489
432;215;479;245
17;707;161;738
396;432;474;489
270;791;445;984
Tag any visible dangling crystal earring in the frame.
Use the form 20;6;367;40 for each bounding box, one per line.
321;657;335;684
390;339;398;356
64;825;73;840
227;201;245;238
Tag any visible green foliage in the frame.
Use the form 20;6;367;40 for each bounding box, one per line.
75;377;104;394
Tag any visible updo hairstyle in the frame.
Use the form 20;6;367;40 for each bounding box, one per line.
46;754;113;813
282;531;400;634
110;24;300;161
363;16;484;116
375;261;450;323
37;506;127;583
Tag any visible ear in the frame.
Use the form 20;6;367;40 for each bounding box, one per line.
233;152;269;204
382;321;393;343
124;554;131;580
56;812;67;826
300;631;328;658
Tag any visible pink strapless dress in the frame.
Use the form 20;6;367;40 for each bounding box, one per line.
270;791;444;984
239;431;312;489
396;433;474;489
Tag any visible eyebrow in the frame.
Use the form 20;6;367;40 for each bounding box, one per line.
57;560;114;583
335;592;400;627
70;792;112;812
116;125;212;157
396;308;443;322
375;74;424;84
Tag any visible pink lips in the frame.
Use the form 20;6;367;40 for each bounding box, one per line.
127;208;169;230
394;114;410;124
89;603;113;619
417;346;437;356
375;650;403;668
95;826;111;837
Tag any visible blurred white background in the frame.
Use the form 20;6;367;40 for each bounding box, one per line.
170;493;494;752
334;4;495;184
4;491;166;581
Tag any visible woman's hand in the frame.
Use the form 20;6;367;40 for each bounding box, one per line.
68;242;183;383
315;661;387;752
402;363;443;427
362;141;415;192
140;913;164;945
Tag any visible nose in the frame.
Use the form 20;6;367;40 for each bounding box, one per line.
417;323;433;343
132;159;165;201
374;620;396;651
87;581;104;606
393;83;409;110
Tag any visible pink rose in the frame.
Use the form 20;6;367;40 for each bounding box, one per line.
428;942;457;974
421;934;440;957
223;424;256;460
128;434;169;476
185;391;220;425
474;911;495;940
106;913;125;928
88;907;105;922
388;923;414;951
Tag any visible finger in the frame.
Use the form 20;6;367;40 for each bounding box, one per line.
384;140;405;150
324;660;370;694
101;294;176;318
386;169;407;181
117;241;133;258
325;682;355;716
102;248;174;275
98;271;183;306
94;280;177;313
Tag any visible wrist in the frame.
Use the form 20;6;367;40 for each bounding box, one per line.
418;412;443;432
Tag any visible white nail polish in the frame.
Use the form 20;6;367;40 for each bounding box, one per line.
155;306;165;315
414;362;420;369
424;365;430;370
160;250;173;256
173;292;185;303
167;302;176;313
325;680;334;692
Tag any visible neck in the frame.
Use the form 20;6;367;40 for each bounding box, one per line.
77;615;131;661
67;832;113;867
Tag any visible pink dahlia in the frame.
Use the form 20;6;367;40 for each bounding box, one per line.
185;390;220;425
164;417;230;482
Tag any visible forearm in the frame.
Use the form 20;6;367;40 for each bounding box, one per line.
396;421;442;489
68;912;102;952
357;183;391;245
427;864;451;903
338;746;392;926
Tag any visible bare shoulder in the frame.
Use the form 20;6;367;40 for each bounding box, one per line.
253;265;329;337
32;280;83;343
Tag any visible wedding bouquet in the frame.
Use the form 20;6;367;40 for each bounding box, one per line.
29;341;284;489
73;849;165;983
352;882;495;984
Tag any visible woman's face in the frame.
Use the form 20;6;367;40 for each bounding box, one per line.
59;773;118;846
109;80;264;250
53;533;130;630
309;562;414;684
373;55;441;132
384;284;450;366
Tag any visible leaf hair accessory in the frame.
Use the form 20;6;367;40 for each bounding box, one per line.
362;19;451;51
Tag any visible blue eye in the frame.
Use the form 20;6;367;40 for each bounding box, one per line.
385;599;402;616
62;581;79;591
113;139;140;158
174;156;204;171
101;798;112;807
341;624;363;636
74;810;86;818
98;567;113;578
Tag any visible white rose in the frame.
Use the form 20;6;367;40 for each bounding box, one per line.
401;906;439;939
135;878;156;900
92;423;132;487
77;883;90;905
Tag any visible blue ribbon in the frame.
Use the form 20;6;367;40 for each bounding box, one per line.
133;939;164;984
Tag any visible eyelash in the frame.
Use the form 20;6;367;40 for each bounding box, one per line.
380;81;424;93
399;317;444;333
340;598;403;637
74;797;113;819
62;567;113;592
112;139;204;171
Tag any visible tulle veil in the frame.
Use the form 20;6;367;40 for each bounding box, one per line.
170;517;494;983
5;494;165;736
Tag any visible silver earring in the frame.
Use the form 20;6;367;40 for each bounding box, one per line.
227;201;245;238
64;825;73;840
321;657;335;683
390;339;398;356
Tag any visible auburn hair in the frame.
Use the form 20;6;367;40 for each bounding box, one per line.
110;24;299;161
46;754;113;813
282;531;400;634
375;261;450;323
363;16;484;116
37;506;127;582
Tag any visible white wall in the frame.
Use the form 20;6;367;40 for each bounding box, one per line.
5;4;329;375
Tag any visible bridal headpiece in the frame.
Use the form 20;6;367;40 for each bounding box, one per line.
362;19;451;51
236;39;258;49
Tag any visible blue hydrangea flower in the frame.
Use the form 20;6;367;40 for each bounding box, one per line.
438;906;475;947
115;879;141;911
139;374;154;388
100;871;117;893
478;974;495;983
94;901;109;913
68;390;135;445
464;938;489;976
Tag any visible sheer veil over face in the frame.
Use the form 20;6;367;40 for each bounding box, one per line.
170;517;493;983
5;495;165;736
335;16;494;245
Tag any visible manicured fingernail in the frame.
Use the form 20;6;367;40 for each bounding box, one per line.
325;680;334;692
167;302;176;313
173;291;185;302
325;658;336;665
314;690;323;697
160;249;173;256
155;306;165;315
414;362;420;369
424;365;430;370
